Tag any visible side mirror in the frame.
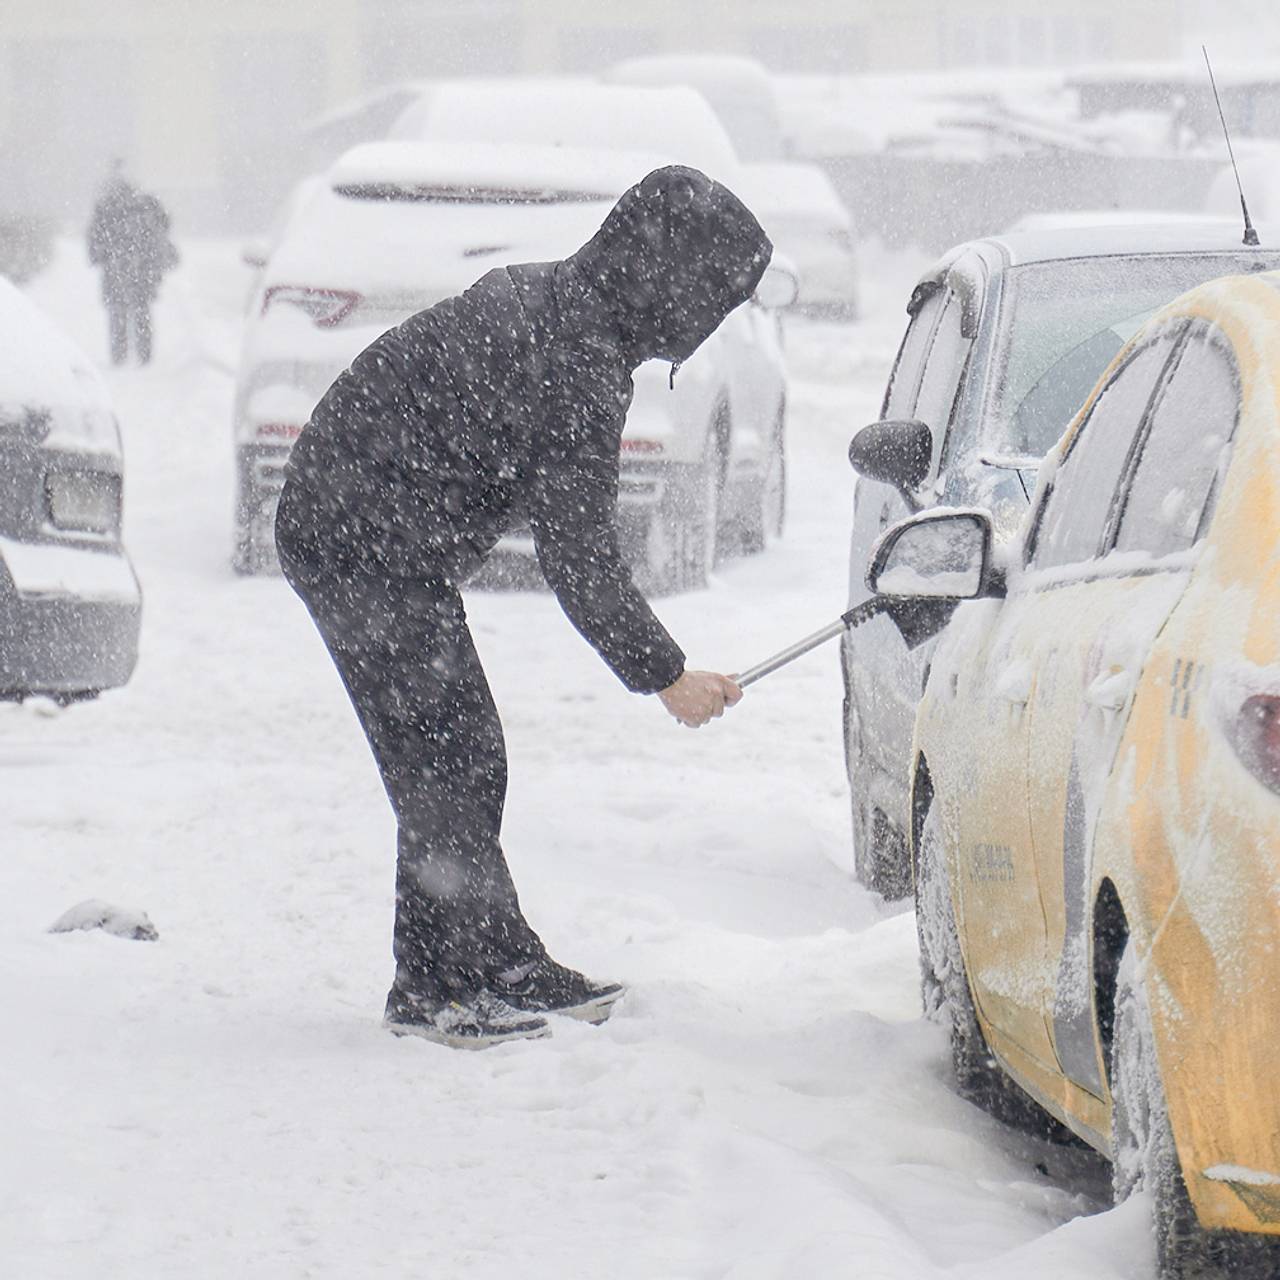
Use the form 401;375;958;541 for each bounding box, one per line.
848;419;932;496
755;260;799;310
867;508;1000;600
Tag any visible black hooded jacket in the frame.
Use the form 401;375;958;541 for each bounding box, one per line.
276;165;772;695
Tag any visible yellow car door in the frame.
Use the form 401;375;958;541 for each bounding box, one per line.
1023;321;1242;1099
949;327;1176;1080
937;586;1060;1072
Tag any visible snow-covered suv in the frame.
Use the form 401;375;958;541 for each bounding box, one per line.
843;224;1280;898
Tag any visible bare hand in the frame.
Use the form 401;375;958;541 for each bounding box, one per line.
657;670;743;728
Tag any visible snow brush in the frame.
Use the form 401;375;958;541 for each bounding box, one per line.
732;596;957;689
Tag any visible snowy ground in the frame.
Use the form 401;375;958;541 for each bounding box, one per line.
3;241;1154;1278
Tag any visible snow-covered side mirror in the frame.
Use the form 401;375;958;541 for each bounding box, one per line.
755;260;799;310
867;509;1001;600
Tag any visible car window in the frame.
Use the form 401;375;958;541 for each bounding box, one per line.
881;286;944;420
1111;325;1240;558
1029;331;1180;569
989;252;1280;457
911;293;969;473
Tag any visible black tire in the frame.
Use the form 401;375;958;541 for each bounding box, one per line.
641;432;723;596
852;791;911;902
916;803;1069;1139
633;501;679;596
688;427;725;588
232;511;280;577
51;690;101;708
845;701;911;901
1106;941;1280;1278
741;414;785;555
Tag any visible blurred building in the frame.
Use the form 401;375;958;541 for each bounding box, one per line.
0;0;1187;234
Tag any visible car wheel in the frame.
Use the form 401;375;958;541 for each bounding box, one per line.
741;414;786;555
51;690;100;708
232;510;280;576
853;794;911;902
1108;939;1247;1279
916;802;1070;1140
671;431;723;593
845;707;911;901
635;502;679;596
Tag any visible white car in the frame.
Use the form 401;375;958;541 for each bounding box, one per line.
233;135;792;587
0;278;140;701
738;161;859;317
603;54;785;162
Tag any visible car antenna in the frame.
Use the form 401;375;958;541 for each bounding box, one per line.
1203;44;1261;247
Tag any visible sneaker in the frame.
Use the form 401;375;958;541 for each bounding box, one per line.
383;986;550;1050
488;957;625;1024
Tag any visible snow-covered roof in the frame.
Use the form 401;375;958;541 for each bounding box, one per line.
1068;60;1280;89
983;220;1280;269
0;277;111;426
604;54;783;161
608;54;776;94
735;161;849;225
390;81;741;182
327;141;672;202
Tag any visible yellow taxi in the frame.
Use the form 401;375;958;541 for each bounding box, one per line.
865;268;1280;1278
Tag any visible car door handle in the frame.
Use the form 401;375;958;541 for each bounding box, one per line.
996;661;1032;707
1085;670;1133;712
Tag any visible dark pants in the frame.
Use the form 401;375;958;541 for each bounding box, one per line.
277;522;545;1004
107;298;152;365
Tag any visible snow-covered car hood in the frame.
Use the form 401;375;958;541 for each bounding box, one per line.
0;277;120;456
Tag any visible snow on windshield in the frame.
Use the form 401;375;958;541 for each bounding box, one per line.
990;253;1280;457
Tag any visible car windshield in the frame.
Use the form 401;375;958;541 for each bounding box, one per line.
989;252;1280;457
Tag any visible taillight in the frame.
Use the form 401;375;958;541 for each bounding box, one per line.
621;439;664;455
261;285;360;327
255;423;303;441
1233;695;1280;793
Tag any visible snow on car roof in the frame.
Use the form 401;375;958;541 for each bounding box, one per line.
390;80;741;182
1067;59;1280;89
608;54;776;93
924;221;1280;278
328;141;673;202
0;276;109;416
604;54;783;161
735;161;850;224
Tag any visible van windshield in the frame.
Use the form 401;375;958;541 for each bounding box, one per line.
990;252;1280;457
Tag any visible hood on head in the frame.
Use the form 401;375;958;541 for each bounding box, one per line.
571;165;773;366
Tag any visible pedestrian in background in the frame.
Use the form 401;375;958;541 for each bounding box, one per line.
87;161;178;365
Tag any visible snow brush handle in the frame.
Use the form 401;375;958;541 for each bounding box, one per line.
733;598;887;689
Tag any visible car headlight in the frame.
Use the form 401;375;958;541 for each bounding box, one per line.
0;404;52;445
45;469;122;535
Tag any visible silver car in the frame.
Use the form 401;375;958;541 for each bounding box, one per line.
843;223;1280;897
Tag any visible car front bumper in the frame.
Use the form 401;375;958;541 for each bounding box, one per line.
0;537;141;696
